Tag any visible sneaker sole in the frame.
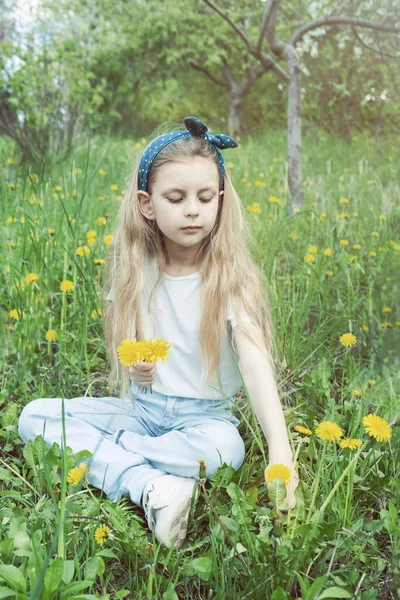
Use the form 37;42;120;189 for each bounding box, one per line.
156;495;192;548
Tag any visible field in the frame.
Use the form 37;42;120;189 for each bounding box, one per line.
0;127;399;599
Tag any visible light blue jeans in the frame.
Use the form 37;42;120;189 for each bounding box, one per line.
18;383;245;507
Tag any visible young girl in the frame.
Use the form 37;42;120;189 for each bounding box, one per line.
18;116;298;549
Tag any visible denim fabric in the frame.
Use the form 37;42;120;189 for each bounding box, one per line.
18;383;245;507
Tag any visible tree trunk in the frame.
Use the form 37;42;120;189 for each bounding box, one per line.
228;91;243;138
286;45;303;214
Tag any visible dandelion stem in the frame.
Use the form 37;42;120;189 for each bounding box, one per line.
306;441;326;524
319;442;367;515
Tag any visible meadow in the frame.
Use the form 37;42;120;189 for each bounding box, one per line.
0;126;399;599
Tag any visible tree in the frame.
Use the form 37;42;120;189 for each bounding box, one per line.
202;0;400;213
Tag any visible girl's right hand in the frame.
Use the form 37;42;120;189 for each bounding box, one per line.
129;362;158;387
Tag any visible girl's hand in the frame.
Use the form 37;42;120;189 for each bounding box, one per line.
129;362;158;387
284;469;299;509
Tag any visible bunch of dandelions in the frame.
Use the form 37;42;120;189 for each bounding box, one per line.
116;337;172;394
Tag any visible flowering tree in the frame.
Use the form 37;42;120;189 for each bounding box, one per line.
202;0;400;213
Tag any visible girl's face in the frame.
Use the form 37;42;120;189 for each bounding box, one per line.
137;156;223;263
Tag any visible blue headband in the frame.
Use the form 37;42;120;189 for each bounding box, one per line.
138;116;238;192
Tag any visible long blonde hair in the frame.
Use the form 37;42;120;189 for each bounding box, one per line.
101;123;279;400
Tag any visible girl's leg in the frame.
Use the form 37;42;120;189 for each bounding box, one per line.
115;420;246;479
18;396;166;506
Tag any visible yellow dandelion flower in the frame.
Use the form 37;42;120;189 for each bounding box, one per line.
308;245;317;254
269;196;280;204
315;421;343;442
368;379;376;386
362;414;392;443
294;425;312;436
353;244;361;250
325;270;333;277
45;329;57;341
338;213;349;219
320;212;327;219
353;212;359;218
117;338;143;366
369;251;376;257
94;523;111;546
48;229;56;236
104;234;114;245
351;390;361;396
339;239;349;246
379;215;386;221
362;325;369;332
87;236;96;247
382;307;391;313
60;280;74;293
289;233;297;240
99;169;106;176
339;197;349;204
55;185;62;192
304;254;315;263
7;157;14;164
91;309;103;318
324;248;332;256
110;184;118;191
339;332;357;347
93;258;105;265
9;309;20;320
67;463;89;487
97;216;107;225
265;463;292;486
340;438;362;450
25;273;39;284
226;162;234;169
367;180;374;185
76;246;90;257
98;195;105;201
294;208;301;214
371;231;379;237
338;176;344;182
73;168;82;174
86;230;97;238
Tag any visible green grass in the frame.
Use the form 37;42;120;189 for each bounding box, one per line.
0;126;399;599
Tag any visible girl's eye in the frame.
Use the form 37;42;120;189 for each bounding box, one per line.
167;198;213;203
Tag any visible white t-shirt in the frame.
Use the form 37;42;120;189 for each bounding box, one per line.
107;265;253;400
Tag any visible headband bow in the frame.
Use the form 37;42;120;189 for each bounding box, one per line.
138;116;238;192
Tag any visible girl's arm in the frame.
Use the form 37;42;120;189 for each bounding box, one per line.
233;322;298;507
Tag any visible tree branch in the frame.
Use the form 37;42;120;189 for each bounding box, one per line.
351;26;400;59
255;0;276;56
188;61;229;89
289;17;400;47
201;0;289;82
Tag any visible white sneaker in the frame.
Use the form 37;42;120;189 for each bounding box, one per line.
142;474;198;548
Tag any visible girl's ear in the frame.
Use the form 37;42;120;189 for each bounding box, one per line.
137;191;155;220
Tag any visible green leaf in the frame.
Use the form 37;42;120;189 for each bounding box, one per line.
219;516;240;532
62;560;75;585
267;479;287;508
114;591;131;599
96;549;119;559
162;583;179;600
271;587;288;600
12;531;30;551
0;565;26;593
60;580;94;597
0;586;28;599
84;557;105;581
245;486;258;506
44;557;65;596
184;557;212;582
317;587;352;599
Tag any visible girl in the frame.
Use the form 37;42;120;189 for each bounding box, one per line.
18;116;298;550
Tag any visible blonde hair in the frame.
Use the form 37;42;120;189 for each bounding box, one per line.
101;123;279;401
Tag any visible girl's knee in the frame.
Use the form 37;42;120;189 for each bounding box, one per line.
18;398;60;442
192;425;245;475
